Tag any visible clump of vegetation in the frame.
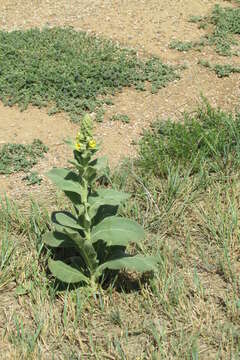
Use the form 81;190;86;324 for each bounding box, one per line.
189;15;205;24
137;100;240;177
0;28;179;122
169;39;206;52
208;4;240;56
22;171;43;185
174;5;240;56
110;113;130;123
199;59;240;77
43;114;158;287
95;108;105;123
0;139;48;175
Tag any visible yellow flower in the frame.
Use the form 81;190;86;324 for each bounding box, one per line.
88;139;96;149
75;142;81;151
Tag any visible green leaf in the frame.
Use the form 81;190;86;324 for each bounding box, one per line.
54;223;79;236
42;231;75;248
54;212;83;230
89;156;108;172
91;205;119;226
91;216;144;246
88;200;119;220
47;168;83;196
85;166;97;184
48;258;89;284
80;240;99;271
62;234;99;271
64;192;84;213
91;188;130;204
88;189;130;219
96;255;159;275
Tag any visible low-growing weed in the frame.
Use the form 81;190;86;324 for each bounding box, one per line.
174;5;240;56
199;59;240;77
95;108;105;123
0;139;48;175
22;171;43;186
169;39;206;52
110;113;130;123
0;28;179;122
208;4;240;56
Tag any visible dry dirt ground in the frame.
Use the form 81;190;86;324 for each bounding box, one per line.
0;0;239;200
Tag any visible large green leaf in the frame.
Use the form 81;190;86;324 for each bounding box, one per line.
88;189;130;219
54;223;80;236
47;168;83;196
48;259;89;284
64;192;83;212
42;231;74;248
54;212;83;230
91;216;144;246
91;205;119;226
96;255;159;276
89;189;130;205
88;200;119;220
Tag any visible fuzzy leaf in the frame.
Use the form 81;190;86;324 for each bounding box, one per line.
54;223;79;236
42;231;74;248
96;255;159;275
64;192;83;212
48;259;89;284
47;168;82;196
54;212;83;230
89;188;130;205
88;189;130;219
91;216;144;246
88;200;119;220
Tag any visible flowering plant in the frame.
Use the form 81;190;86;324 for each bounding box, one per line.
43;114;158;286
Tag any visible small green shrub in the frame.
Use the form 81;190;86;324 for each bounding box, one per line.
43;115;158;287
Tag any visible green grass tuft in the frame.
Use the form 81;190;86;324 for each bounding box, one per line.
137;101;240;177
0;28;179;121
